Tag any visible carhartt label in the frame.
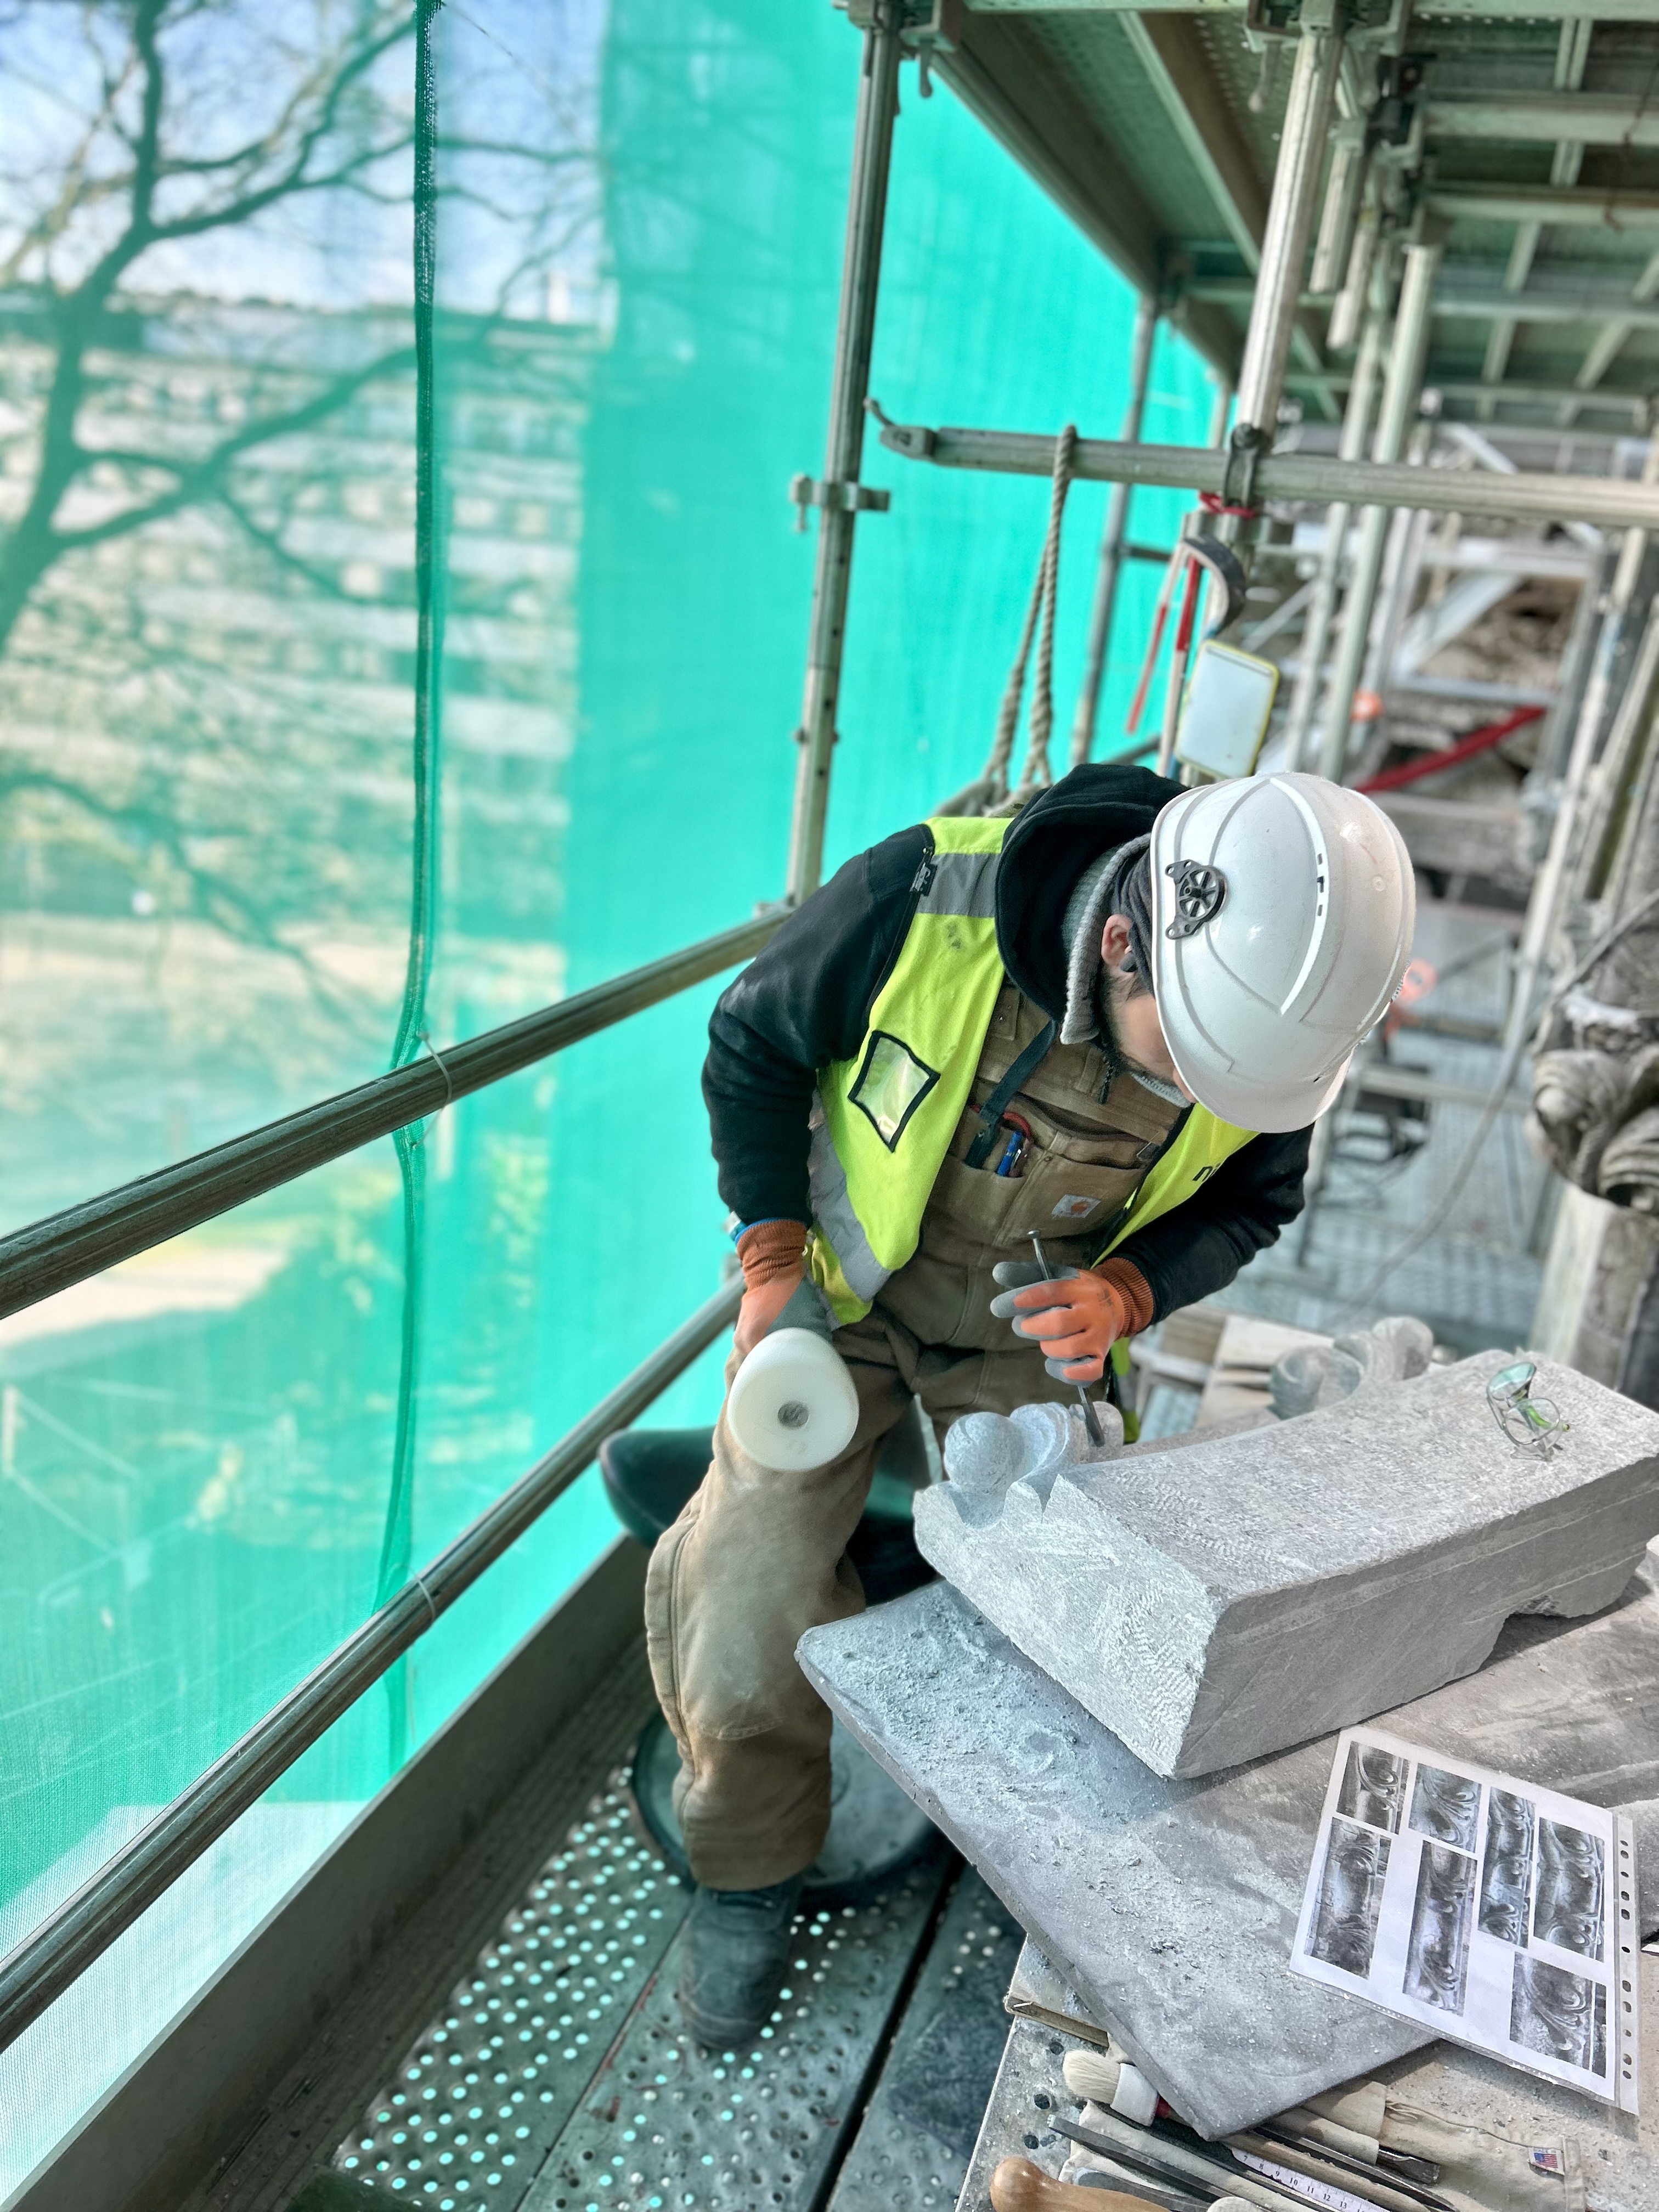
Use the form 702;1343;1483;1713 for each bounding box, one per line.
1052;1194;1101;1221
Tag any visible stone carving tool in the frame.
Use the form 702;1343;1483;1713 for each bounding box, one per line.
1028;1229;1106;1446
1060;2053;1451;2212
990;2157;1245;2212
725;1277;859;1470
1063;2047;1161;2125
1050;2116;1311;2212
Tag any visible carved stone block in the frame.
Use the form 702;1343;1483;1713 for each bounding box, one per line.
915;1348;1659;1778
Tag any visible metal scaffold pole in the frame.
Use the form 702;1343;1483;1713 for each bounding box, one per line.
1318;238;1442;779
786;7;902;906
875;421;1659;527
1070;294;1159;765
1283;304;1385;770
1232;14;1345;450
1206;372;1234;453
1361;408;1438;707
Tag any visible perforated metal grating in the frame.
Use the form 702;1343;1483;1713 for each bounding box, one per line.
334;1777;689;2211
957;2016;1079;2212
332;1765;960;2212
825;1869;1023;2212
519;1858;946;2212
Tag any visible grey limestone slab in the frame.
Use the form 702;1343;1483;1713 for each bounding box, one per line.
796;1556;1659;2142
916;1348;1659;1777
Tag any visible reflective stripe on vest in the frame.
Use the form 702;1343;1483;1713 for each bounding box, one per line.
917;847;1000;920
806;1096;887;1305
806;813;1257;1325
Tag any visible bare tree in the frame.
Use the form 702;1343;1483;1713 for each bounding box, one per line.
0;0;600;1111
0;0;419;652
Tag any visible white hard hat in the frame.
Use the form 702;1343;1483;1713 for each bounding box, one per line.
1148;773;1415;1133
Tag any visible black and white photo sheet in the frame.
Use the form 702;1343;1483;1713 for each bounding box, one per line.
1290;1727;1640;2112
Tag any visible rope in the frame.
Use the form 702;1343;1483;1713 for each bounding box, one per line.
980;425;1077;808
984;558;1045;805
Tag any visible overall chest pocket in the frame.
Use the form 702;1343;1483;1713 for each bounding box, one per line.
934;1107;1161;1249
1000;1145;1150;1240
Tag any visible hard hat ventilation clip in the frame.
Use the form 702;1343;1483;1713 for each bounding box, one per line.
1164;859;1228;939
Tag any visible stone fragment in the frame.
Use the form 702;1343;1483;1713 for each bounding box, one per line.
1336;1313;1435;1386
1199;1312;1329;1426
796;1560;1659;2140
915;1349;1659;1778
1269;1342;1364;1418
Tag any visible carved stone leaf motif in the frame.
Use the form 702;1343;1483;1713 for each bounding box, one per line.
1529;1041;1659;1206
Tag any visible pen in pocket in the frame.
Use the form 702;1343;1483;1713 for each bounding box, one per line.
995;1111;1032;1177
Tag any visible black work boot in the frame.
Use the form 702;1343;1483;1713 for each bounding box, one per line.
677;1876;804;2050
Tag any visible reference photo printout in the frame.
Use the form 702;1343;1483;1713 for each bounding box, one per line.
1290;1727;1639;2111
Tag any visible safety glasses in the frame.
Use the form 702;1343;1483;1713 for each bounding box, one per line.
1487;1361;1570;1458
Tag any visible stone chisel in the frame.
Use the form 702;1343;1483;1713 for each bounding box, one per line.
1238;2130;1457;2212
1058;2058;1452;2212
1028;1230;1106;1446
1048;2117;1314;2212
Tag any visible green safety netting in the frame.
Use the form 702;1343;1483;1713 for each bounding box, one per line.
0;0;1211;2177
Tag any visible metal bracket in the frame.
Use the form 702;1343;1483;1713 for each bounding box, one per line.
1368;53;1427;149
843;0;962;92
905;0;962;94
1248;0;1396;38
1245;0;1300;41
866;394;936;461
843;0;958;32
1186;534;1252;637
1221;422;1266;514
789;475;892;531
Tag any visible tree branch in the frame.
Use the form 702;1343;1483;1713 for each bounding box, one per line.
46;343;415;560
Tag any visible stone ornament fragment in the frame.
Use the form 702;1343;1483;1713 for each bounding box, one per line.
943;1400;1122;1519
913;1348;1659;1779
1269;1314;1434;1419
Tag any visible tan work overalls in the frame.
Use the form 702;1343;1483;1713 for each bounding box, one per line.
644;984;1181;1889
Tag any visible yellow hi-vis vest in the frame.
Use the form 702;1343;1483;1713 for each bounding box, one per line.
806;813;1259;1325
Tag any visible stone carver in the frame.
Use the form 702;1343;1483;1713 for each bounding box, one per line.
640;761;1416;2046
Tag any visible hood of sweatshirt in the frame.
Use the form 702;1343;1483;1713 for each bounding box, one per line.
993;763;1183;1022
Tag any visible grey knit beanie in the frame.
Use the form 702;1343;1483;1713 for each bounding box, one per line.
1059;834;1153;1046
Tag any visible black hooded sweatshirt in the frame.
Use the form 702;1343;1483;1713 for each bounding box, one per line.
702;764;1311;1323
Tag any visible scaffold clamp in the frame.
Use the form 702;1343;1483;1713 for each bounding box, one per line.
789;474;893;531
1219;422;1266;516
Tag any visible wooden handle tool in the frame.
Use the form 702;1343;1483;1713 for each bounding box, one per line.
990;2158;1163;2212
991;2160;1254;2212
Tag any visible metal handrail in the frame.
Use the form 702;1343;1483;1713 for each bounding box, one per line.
0;1278;741;2058
0;913;782;1323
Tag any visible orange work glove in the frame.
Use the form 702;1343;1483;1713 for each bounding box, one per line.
988;1257;1154;1384
733;1219;810;1356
